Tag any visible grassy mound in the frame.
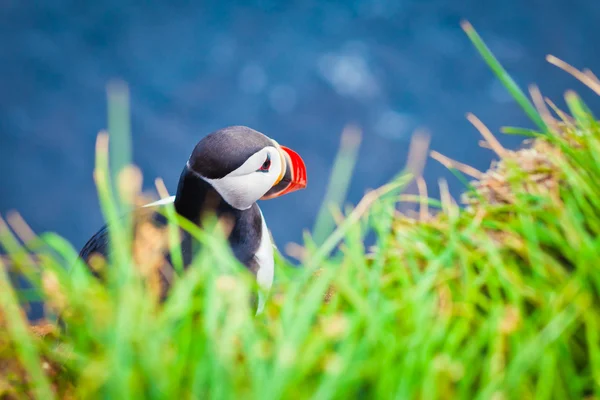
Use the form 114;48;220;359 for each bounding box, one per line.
1;22;600;399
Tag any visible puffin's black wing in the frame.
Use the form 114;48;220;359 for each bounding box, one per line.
78;210;195;268
79;223;110;262
79;205;167;263
78;202;262;276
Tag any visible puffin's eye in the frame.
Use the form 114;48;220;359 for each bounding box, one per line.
258;154;271;172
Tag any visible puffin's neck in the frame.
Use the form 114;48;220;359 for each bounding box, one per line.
173;165;265;275
173;165;246;224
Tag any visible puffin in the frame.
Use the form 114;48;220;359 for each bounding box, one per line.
78;126;307;312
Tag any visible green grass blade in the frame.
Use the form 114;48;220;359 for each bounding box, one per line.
500;126;542;137
107;81;132;216
462;20;547;132
312;125;362;245
93;133;131;275
306;173;411;271
155;180;184;274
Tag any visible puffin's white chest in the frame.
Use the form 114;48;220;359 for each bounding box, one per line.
252;207;274;314
254;207;275;294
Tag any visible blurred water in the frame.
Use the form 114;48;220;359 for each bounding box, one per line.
1;0;599;251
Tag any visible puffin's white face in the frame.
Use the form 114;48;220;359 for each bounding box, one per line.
185;126;307;211
201;143;286;210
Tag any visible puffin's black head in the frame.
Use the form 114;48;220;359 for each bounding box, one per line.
185;126;307;210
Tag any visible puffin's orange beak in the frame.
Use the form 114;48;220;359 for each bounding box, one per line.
261;145;307;199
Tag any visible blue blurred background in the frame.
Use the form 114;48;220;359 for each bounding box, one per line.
1;0;599;252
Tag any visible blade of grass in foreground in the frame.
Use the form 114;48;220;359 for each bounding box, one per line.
93;132;130;273
94;132;137;399
0;255;55;399
500;126;541;137
461;20;547;133
312;124;362;245
155;178;184;274
306;173;412;271
565;90;597;134
107;81;132;216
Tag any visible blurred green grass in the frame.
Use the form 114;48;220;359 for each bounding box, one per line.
1;22;600;399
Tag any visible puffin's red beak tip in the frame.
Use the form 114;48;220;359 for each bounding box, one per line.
280;145;307;193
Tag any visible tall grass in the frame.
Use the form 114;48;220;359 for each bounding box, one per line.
1;22;600;399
